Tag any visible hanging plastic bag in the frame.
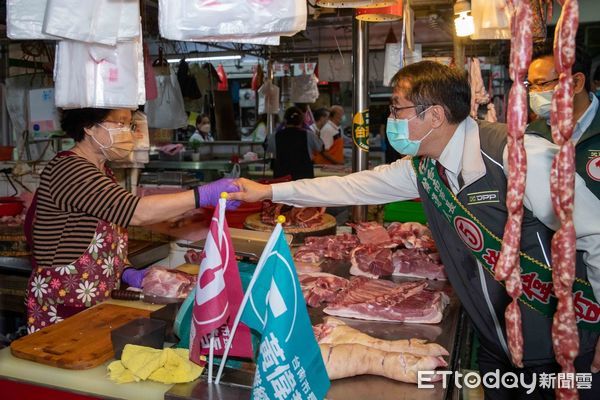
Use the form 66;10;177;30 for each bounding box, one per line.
290;73;319;103
317;53;352;82
43;0;140;45
257;79;280;115
223;163;241;179
54;33;144;108
7;0;57;39
383;43;403;87
216;64;228;91
159;0;305;42
145;73;188;129
251;64;264;92
471;0;510;40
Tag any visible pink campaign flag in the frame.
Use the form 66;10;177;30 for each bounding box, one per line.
189;200;253;364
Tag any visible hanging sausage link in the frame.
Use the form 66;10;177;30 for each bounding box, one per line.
494;0;533;369
550;1;579;399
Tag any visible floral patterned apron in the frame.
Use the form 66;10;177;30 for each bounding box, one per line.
25;152;129;333
25;221;129;333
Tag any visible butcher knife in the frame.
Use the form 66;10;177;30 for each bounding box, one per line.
110;289;184;304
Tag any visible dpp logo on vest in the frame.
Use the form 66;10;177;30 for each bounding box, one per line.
586;156;600;182
453;216;484;252
467;190;499;205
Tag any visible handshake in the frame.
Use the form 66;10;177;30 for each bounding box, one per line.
195;178;274;210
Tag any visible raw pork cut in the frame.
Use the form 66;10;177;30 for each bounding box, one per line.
320;343;447;383
314;317;448;356
293;233;360;267
324;277;448;324
298;272;349;307
349;244;394;278
348;221;395;247
387;221;436;250
142;267;196;298
392;248;447;280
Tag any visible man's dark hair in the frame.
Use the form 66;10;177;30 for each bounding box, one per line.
531;39;591;92
593;66;600;82
60;108;112;142
284;106;304;126
391;61;470;124
313;108;329;122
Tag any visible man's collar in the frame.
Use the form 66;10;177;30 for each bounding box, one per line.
437;118;467;175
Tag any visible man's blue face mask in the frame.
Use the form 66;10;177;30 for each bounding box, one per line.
386;107;433;156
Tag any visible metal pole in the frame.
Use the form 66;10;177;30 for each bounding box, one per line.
266;60;275;138
453;34;465;70
351;13;369;222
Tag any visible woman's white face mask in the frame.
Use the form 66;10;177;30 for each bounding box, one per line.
92;123;134;161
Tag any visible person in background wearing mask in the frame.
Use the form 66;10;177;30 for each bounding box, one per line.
229;61;600;399
309;108;330;137
266;106;323;180
190;114;214;142
313;105;345;165
526;40;599;197
244;113;268;142
24;108;239;333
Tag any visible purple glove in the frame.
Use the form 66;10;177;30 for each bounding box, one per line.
195;178;241;210
122;268;147;289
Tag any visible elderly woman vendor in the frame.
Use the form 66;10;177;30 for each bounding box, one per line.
25;107;237;333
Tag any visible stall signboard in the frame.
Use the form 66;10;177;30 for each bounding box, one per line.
352;110;370;152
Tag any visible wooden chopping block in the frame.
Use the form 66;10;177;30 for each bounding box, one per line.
244;212;337;244
10;303;151;370
176;263;199;275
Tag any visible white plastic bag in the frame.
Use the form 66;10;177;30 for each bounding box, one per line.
145;73;188;129
159;0;305;42
223;163;241;179
290;74;319;104
471;0;511;40
257;79;280;115
7;0;57;39
317;53;352;82
54;32;145;108
383;43;403;87
43;0;140;45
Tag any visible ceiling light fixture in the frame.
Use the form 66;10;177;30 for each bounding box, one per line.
454;0;474;37
167;55;242;64
356;0;402;22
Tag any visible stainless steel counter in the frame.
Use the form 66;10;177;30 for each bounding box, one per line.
165;260;465;400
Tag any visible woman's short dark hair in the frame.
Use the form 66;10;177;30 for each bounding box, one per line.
196;113;209;125
391;61;470;124
284;106;304;126
60;108;112;142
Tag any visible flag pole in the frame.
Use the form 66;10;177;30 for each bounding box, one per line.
217;193;227;246
208;330;216;383
215;216;285;384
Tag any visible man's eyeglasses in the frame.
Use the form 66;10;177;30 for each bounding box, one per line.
388;104;432;119
523;78;559;92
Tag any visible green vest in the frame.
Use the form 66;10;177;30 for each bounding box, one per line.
525;108;600;198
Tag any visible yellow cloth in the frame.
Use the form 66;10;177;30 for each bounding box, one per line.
107;344;204;384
